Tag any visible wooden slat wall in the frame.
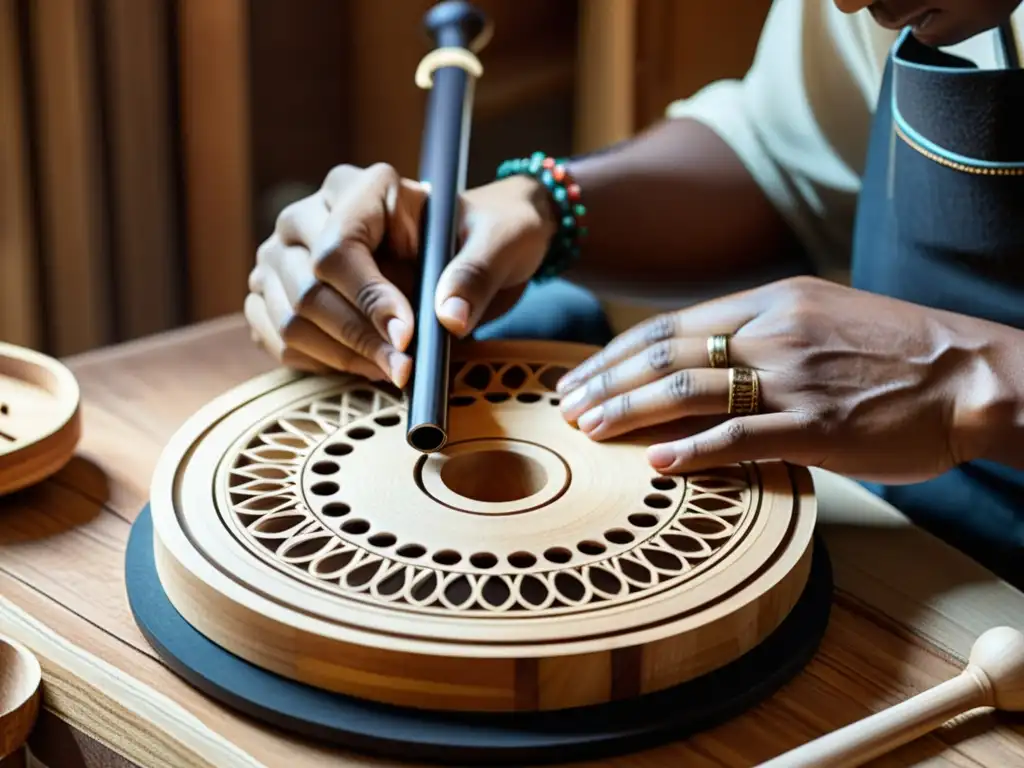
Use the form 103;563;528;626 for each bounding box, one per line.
0;0;254;356
0;0;40;349
0;1;582;357
5;0;774;358
574;0;636;153
29;0;113;355
100;0;181;339
178;0;253;324
3;0;182;356
633;0;772;130
249;0;350;239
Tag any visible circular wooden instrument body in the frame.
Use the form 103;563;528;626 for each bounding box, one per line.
0;342;81;496
150;340;816;713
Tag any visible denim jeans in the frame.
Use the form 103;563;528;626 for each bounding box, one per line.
473;279;614;346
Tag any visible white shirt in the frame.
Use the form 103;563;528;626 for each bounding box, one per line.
602;2;1022;333
666;0;1024;281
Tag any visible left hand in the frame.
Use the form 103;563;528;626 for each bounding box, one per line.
555;276;991;483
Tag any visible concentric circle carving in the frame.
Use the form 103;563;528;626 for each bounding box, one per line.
151;340;816;712
218;358;754;616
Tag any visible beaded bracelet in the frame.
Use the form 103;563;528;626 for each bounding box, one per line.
496;151;588;280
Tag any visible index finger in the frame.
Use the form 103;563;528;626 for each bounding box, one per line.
313;165;423;351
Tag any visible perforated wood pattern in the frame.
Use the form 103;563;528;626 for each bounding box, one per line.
151;340;816;712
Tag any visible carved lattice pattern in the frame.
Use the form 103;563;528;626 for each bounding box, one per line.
224;360;753;615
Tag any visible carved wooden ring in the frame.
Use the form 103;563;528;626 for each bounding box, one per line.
150;341;816;713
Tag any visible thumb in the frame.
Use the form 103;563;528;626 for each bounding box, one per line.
434;227;514;338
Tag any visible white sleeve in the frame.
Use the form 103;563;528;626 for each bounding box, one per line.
664;0;896;280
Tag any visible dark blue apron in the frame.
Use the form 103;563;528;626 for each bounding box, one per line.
853;26;1024;587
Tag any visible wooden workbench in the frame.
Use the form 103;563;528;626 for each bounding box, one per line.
2;315;1024;767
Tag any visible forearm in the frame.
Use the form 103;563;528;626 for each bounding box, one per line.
954;320;1024;470
561;117;802;293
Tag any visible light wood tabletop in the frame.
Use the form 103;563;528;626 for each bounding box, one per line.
2;315;1024;767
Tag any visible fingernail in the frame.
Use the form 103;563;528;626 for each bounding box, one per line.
647;444;676;470
556;374;577;395
389;352;411;386
559;387;587;418
440;297;471;329
387;318;407;349
577;406;603;433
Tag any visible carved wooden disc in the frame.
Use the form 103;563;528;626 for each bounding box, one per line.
0;342;81;496
150;340;816;713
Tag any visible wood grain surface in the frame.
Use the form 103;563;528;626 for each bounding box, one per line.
0;315;1023;767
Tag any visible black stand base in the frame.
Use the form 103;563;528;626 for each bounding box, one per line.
127;504;833;765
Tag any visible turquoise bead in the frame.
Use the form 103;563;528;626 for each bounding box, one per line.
493;151;584;280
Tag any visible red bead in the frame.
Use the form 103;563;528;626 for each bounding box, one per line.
542;156;556;169
567;183;581;201
552;165;566;183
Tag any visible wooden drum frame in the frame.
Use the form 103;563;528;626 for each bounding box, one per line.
128;339;833;763
149;340;818;716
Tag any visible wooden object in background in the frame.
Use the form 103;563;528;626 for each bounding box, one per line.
1;0;578;354
99;0;182;340
0;342;81;496
344;0;433;178
0;634;41;761
765;626;1024;768
571;0;772;154
249;0;350;237
28;0;113;356
0;0;40;351
574;0;636;153
2;0;772;356
632;0;772;130
178;0;253;323
2;0;181;355
149;340;815;712
342;0;577;183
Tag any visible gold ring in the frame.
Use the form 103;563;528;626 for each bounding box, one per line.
707;334;730;368
728;367;759;415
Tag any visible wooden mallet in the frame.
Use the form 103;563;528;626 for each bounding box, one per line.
762;626;1024;767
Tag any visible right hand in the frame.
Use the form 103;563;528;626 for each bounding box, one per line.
245;163;557;387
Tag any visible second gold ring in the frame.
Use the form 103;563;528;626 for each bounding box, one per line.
728;367;760;415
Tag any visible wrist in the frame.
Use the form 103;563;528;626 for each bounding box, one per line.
496;152;588;280
951;322;1024;468
505;173;560;241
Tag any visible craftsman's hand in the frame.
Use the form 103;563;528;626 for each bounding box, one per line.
245;164;556;386
556;276;1011;483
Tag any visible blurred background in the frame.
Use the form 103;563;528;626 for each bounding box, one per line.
1;0;770;358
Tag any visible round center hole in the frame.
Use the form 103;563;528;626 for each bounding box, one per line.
440;449;548;503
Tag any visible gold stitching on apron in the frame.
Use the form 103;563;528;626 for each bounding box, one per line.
894;122;1024;176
